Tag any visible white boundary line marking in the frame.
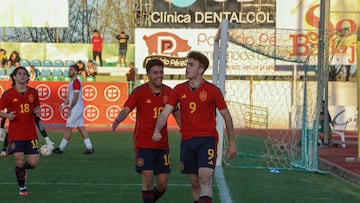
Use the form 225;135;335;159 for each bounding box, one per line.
0;182;191;187
2;169;235;202
215;166;234;203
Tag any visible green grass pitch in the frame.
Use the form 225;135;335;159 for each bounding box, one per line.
0;130;359;203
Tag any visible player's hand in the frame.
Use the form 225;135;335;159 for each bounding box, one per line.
7;111;16;120
152;132;162;142
46;140;55;151
59;103;65;112
111;120;120;132
0;151;6;157
34;108;41;117
226;143;237;159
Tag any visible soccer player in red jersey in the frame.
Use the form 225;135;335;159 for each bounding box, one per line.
112;59;180;203
153;51;237;203
0;67;41;196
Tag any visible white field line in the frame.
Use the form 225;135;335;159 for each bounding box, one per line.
215;166;234;203
0;182;191;187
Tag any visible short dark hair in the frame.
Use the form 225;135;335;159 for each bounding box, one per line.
187;51;209;71
70;64;79;72
146;59;164;73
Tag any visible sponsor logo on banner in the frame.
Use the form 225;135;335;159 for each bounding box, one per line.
40;104;54;121
84;105;99;121
106;105;122;121
140;32;191;70
36;84;51;100
135;29;216;74
58;85;68;100
129;109;137;121
83;85;97;101
140;0;276;28
104;85;121;102
59;106;69;120
143;32;191;56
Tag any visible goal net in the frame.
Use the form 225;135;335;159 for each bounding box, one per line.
213;19;341;172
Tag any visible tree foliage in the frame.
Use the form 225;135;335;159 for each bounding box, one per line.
3;0;135;44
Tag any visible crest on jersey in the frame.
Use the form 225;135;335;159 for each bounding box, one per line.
28;94;34;103
163;95;169;104
199;90;207;102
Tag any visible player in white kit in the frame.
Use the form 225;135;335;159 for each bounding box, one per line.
53;64;94;154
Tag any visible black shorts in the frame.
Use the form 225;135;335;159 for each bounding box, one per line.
180;137;217;174
135;148;171;175
8;139;40;154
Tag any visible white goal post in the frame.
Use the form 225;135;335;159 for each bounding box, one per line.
213;19;229;166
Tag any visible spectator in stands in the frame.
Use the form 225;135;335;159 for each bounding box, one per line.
318;100;333;146
29;65;40;81
126;62;135;92
115;31;129;67
0;48;7;68
91;29;103;67
87;60;98;78
77;60;87;80
7;50;20;68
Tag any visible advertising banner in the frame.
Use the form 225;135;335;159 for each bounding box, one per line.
0;81;130;125
0;81;178;126
139;0;276;28
136;0;360;78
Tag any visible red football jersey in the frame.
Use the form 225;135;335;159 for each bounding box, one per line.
0;86;40;143
91;35;103;51
125;83;173;150
167;80;227;141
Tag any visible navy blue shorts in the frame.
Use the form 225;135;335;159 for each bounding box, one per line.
8;139;40;154
119;49;126;56
180;137;217;174
135;148;171;175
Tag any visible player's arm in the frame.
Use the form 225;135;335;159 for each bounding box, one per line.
219;108;237;159
0;131;8;157
63;97;69;105
59;97;69;111
69;92;79;110
153;104;174;141
0;111;6;119
112;106;131;132
172;106;181;127
34;106;41;117
0;111;16;120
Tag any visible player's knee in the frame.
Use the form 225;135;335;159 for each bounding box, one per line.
142;183;153;190
190;179;200;188
25;161;38;169
156;183;168;192
198;175;212;186
26;164;37;169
